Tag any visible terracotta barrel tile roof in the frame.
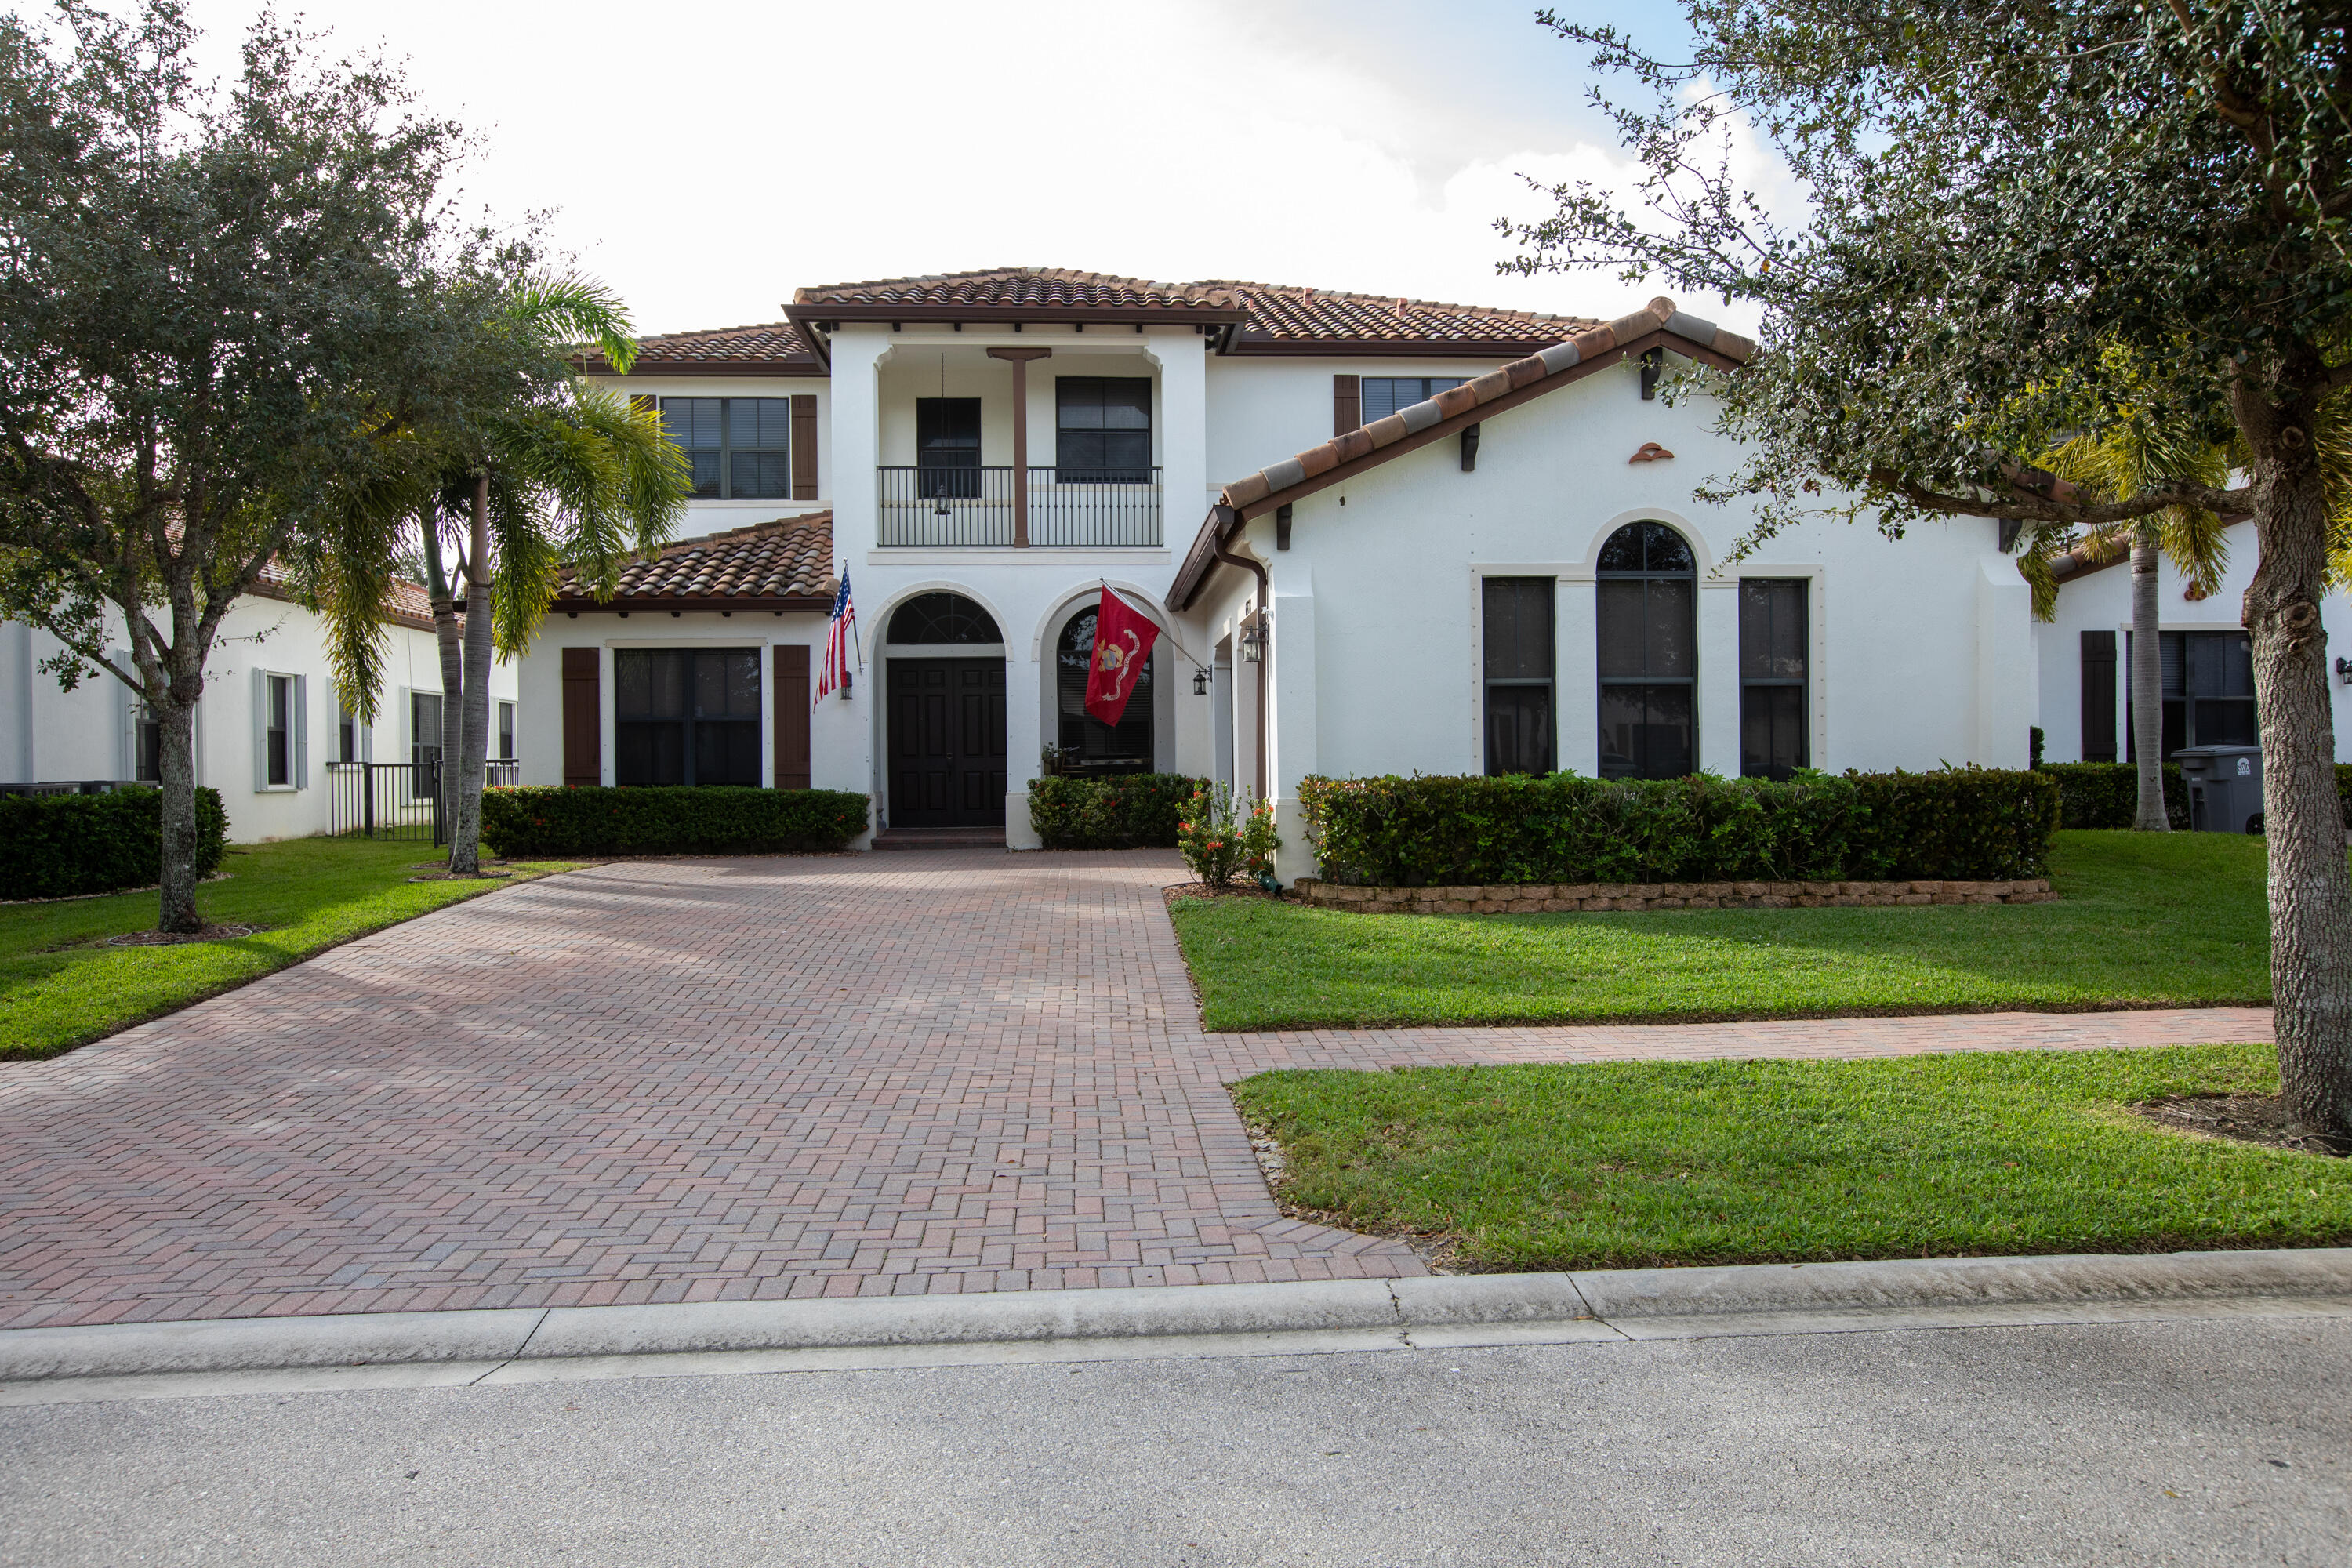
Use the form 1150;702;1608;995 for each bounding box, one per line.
793;267;1239;313
586;321;824;376
553;511;835;609
247;558;437;632
1206;280;1596;351
1176;299;1756;608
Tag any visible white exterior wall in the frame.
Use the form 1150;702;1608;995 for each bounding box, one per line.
1203;355;1512;517
2;597;515;843
2031;528;2352;763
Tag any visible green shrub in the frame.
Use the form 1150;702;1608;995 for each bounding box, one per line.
479;786;869;858
0;786;227;900
1028;773;1205;849
2035;762;2190;829
1297;769;2060;887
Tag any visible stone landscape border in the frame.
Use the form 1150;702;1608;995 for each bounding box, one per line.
1294;877;2055;915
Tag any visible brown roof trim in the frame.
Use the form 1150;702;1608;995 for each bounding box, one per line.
244;575;438;634
587;357;827;378
1219;335;1566;358
2045;514;2251;583
557;596;832;615
783;301;1250;329
1167;299;1756;611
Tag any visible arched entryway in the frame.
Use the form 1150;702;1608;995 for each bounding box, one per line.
1049;601;1157;776
886;591;1007;827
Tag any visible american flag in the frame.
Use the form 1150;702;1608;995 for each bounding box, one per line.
815;568;857;704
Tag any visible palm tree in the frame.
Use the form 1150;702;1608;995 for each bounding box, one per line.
308;272;691;873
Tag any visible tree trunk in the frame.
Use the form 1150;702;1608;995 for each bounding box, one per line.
419;507;463;839
2238;387;2352;1138
154;689;202;933
446;474;494;874
2130;527;2171;832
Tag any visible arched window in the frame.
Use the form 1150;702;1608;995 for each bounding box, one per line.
888;591;1000;645
1596;521;1696;779
1054;605;1154;774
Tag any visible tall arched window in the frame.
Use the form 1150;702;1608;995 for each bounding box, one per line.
1054;605;1154;774
1597;521;1696;779
888;592;1000;645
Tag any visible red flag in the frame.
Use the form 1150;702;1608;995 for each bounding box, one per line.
1083;586;1160;728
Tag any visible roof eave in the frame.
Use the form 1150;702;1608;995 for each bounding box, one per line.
553;594;833;615
1218;336;1578;358
782;302;1250;328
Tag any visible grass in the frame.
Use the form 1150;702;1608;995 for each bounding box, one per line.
1232;1044;2350;1271
1171;831;2273;1031
0;837;575;1061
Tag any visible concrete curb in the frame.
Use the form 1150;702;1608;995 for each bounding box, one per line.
5;1248;2349;1390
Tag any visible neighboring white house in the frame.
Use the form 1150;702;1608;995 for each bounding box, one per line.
2;568;520;844
516;266;2352;874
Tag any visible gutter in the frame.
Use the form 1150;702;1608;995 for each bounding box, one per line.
1210;533;1270;802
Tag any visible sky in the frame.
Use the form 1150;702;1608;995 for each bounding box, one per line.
144;0;1769;338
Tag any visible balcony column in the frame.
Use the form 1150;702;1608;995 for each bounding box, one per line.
989;347;1051;547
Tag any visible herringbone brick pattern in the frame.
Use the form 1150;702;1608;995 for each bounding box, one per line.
0;853;2274;1330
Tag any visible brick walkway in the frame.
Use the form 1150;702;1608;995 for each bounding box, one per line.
0;852;2274;1330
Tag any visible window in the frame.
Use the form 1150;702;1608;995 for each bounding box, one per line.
1483;578;1555;775
1739;579;1809;779
659;397;793;499
1055;378;1152;482
410;690;442;797
1596;521;1697;779
615;648;761;786
916;397;982;498
1360;377;1465;424
1054;608;1154;772
2128;630;2257;760
888;592;1001;646
263;674;291;786
497;701;516;762
336;696;359;764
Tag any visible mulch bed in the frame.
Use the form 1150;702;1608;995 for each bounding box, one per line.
104;923;269;948
1161;880;1289;909
2130;1093;2352;1157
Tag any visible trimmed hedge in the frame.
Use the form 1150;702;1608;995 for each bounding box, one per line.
1028;773;1206;849
479;786;869;858
1297;769;2060;887
0;786;228;900
2034;762;2190;829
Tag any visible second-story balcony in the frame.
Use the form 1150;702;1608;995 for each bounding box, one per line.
878;466;1163;549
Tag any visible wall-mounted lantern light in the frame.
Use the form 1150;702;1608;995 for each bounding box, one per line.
1192;667;1209;695
1239;610;1269;664
2336;656;2351;686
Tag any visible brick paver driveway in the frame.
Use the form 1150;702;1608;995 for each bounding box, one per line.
0;853;2274;1330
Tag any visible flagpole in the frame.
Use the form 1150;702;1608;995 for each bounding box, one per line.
1100;579;1211;677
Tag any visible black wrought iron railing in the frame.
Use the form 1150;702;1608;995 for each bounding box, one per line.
327;759;519;844
878;466;1163;548
1028;468;1162;547
878;466;1018;546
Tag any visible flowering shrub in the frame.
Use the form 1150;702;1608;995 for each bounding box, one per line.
1178;782;1280;886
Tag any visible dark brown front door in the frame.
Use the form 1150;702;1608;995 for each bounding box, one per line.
888;658;1007;827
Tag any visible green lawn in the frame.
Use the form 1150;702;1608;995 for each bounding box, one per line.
1;838;575;1060
1232;1044;2349;1271
1172;831;2272;1031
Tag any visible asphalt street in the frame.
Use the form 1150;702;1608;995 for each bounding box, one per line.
4;1315;2346;1566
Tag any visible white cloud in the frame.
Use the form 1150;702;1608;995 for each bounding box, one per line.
168;0;1766;335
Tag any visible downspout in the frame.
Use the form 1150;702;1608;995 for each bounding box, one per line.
1211;532;1269;801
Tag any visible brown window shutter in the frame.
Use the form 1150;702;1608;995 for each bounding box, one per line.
774;644;811;789
2079;630;2117;764
1333;374;1360;436
629;394;655;416
561;646;601;786
790;394;818;500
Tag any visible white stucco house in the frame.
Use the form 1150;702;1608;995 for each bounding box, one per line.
2;569;518;844
513;266;2352;874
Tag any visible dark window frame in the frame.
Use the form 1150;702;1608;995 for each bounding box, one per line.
914;397;984;499
1596;520;1699;781
1359;377;1465;424
613;648;763;787
1054;377;1153;484
134;702;162;782
887;592;1002;646
1738;578;1809;779
264;673;292;787
410;690;442;798
496;700;516;762
2127;629;2258;760
1054;606;1155;774
1483;576;1556;776
658;397;794;501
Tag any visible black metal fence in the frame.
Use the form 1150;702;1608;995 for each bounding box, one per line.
877;466;1163;547
325;760;521;844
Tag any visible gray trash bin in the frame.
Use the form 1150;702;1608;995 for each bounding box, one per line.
2174;744;2264;833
